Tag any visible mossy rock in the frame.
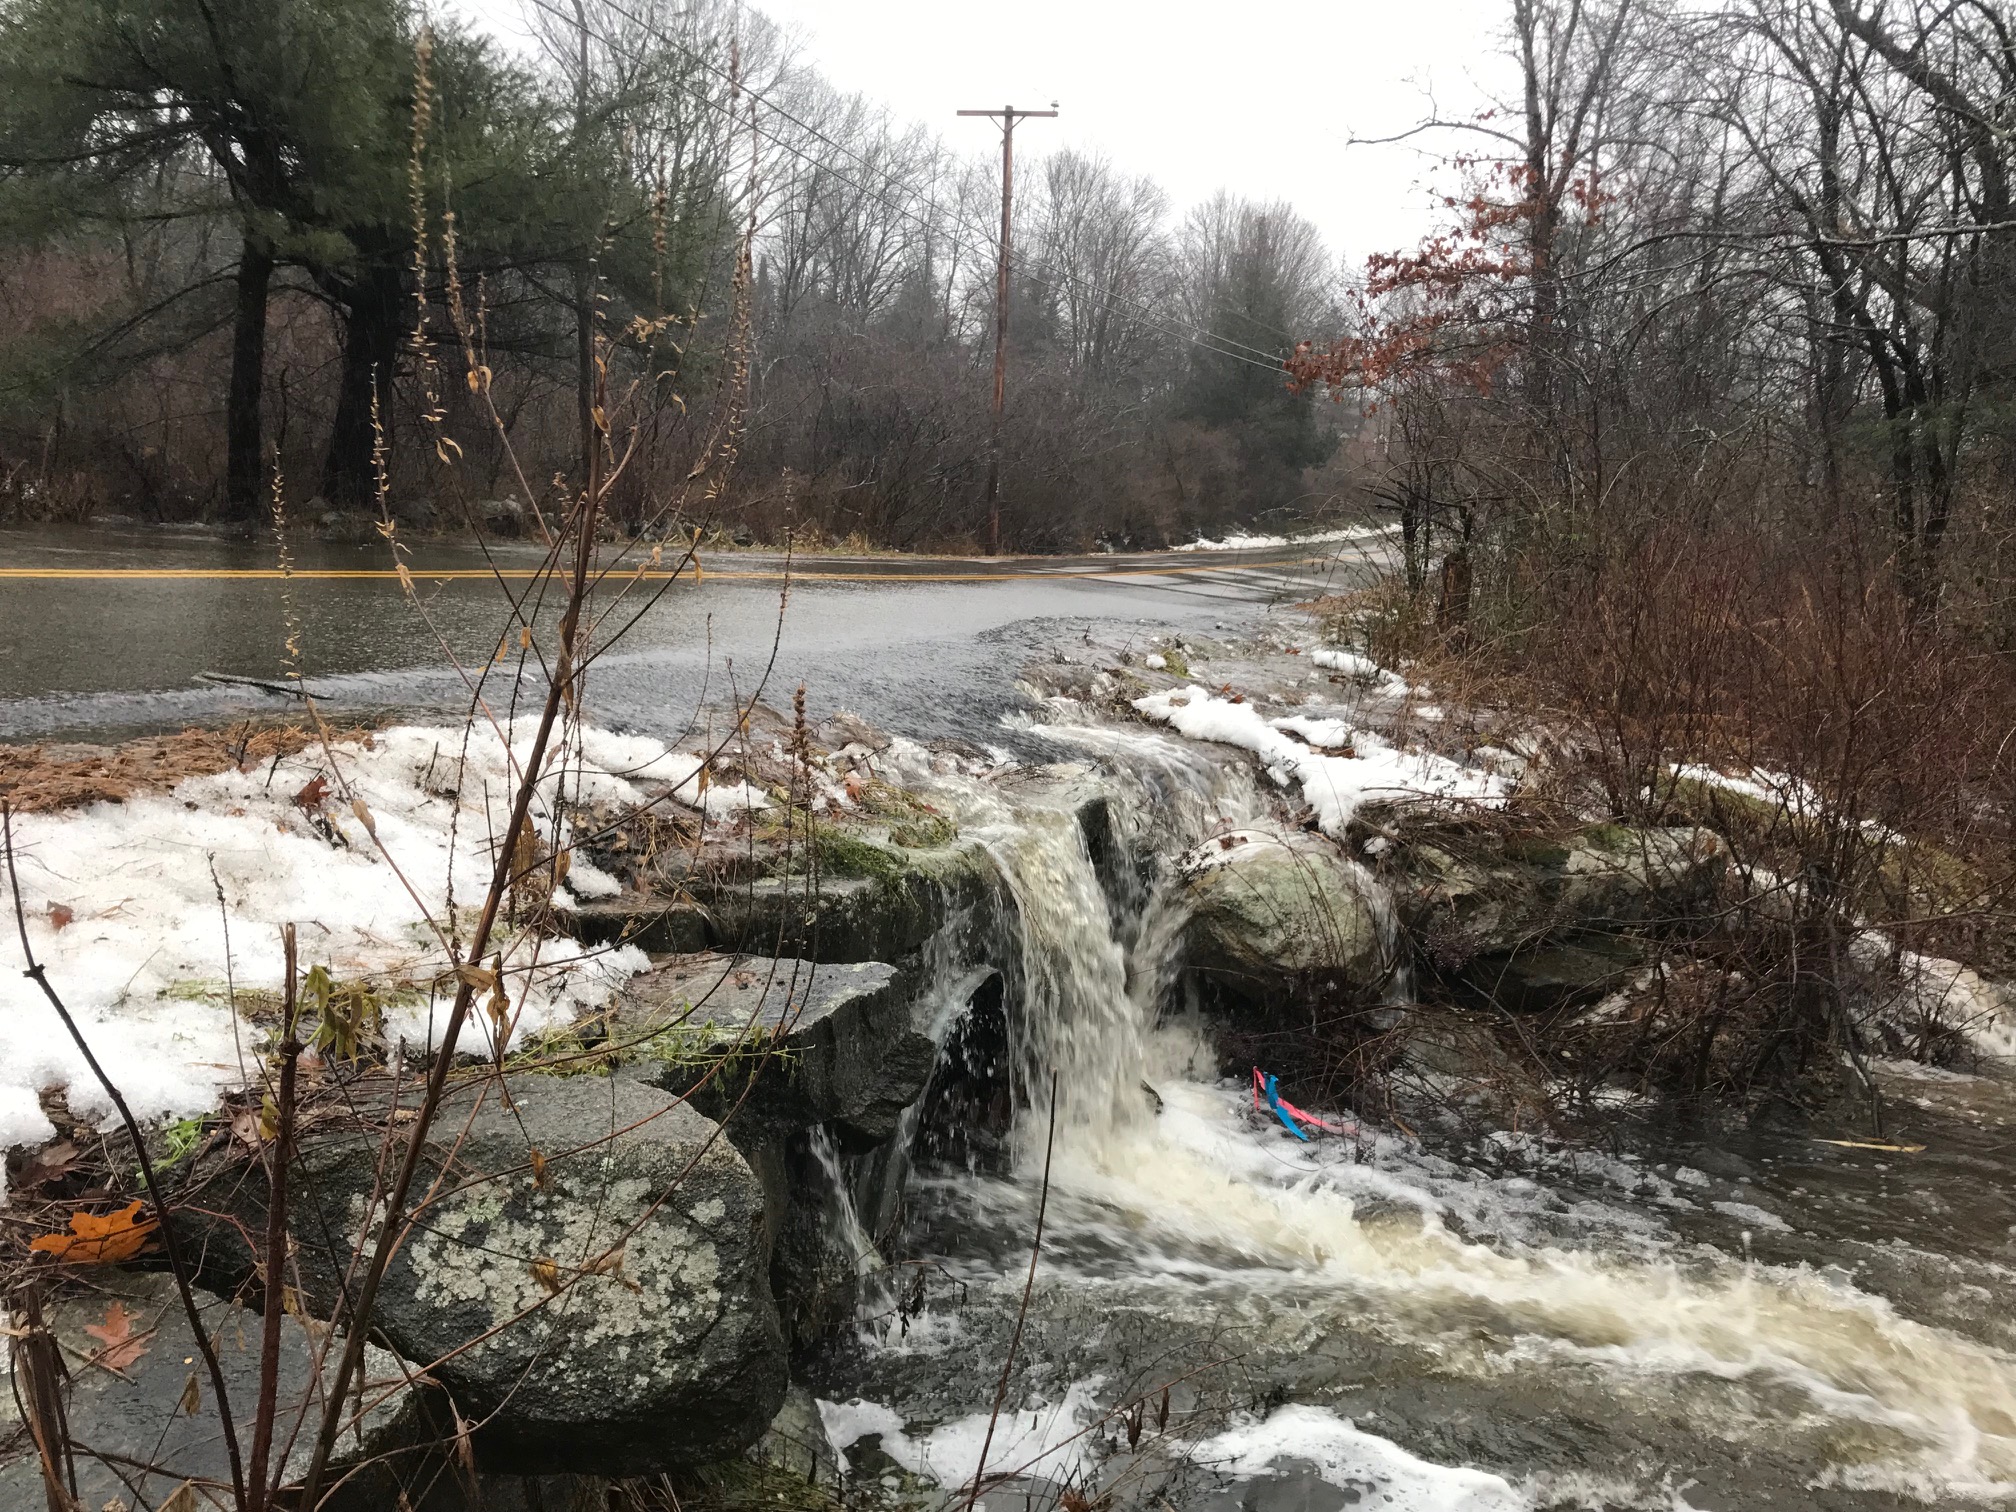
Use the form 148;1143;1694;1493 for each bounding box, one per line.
1183;826;1389;1005
1385;820;1727;966
889;813;957;849
813;823;909;880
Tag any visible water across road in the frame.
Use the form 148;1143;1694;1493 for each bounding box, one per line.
0;524;1372;744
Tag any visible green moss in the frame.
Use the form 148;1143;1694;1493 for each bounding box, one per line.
888;814;956;849
812;823;909;881
1500;831;1573;868
1162;647;1190;678
673;1458;843;1512
1663;774;1783;835
856;778;938;823
505;1029;615;1077
1579;821;1635;851
1878;839;1990;915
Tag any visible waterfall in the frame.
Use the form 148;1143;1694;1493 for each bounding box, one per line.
864;724;2016;1499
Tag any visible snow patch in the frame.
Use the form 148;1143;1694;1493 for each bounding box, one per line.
819;1379;1105;1490
1179;524;1401;552
1133;687;1508;834
1196;1404;1523;1510
0;722;757;1184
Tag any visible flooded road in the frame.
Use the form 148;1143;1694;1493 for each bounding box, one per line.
0;525;1370;744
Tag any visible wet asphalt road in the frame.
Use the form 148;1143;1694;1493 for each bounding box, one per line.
0;525;1385;745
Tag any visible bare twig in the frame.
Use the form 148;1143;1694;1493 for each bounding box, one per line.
4;802;249;1510
964;1066;1060;1512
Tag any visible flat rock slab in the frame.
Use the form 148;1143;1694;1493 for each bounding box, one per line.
0;1270;424;1511
612;954;938;1143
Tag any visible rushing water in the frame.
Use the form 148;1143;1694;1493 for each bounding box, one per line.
813;724;2016;1512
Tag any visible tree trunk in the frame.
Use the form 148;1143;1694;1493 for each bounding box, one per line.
225;236;274;520
320;262;403;508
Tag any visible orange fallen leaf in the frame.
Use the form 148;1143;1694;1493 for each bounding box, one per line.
83;1300;154;1372
29;1200;160;1265
47;902;74;930
293;774;330;810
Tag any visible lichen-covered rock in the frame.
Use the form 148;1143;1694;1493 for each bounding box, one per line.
0;1270;425;1511
1182;824;1391;1002
181;1074;785;1476
1386;822;1727;964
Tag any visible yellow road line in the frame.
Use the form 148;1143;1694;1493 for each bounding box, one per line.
0;556;1343;585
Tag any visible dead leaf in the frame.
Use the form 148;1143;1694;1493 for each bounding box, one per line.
177;1371;201;1415
452;964;497;993
349;798;378;837
159;1485;198;1512
293;774;330;810
15;1139;81;1190
583;1245;625;1276
30;1200;159;1265
47;902;74;930
230;1108;267;1152
529;1257;563;1296
82;1300;154;1372
528;1148;549;1189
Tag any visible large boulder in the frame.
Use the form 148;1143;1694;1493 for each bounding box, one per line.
0;1270;426;1511
1385;822;1727;961
608;952;996;1350
610;953;939;1145
1182;825;1392;1003
583;836;1000;965
180;1073;785;1476
1381;821;1725;1011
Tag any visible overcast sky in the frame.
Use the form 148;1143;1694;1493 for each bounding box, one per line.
458;0;1518;266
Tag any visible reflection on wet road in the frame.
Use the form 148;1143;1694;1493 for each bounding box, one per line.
0;526;1381;744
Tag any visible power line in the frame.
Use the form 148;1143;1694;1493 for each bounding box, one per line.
521;0;1300;375
575;0;1296;360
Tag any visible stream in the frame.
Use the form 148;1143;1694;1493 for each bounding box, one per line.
808;719;2016;1512
5;524;2013;1508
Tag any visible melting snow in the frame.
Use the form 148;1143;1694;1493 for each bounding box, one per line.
1179;524;1401;552
0;722;758;1195
819;1379;1106;1491
1132;686;1508;834
1196;1404;1522;1511
1309;648;1413;698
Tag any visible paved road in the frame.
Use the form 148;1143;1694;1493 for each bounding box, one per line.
0;524;1387;745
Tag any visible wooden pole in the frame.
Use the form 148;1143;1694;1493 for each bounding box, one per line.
958;105;1056;555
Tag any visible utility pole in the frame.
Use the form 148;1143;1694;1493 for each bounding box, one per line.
958;104;1055;555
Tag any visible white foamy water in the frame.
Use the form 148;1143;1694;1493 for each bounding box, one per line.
887;721;2016;1504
